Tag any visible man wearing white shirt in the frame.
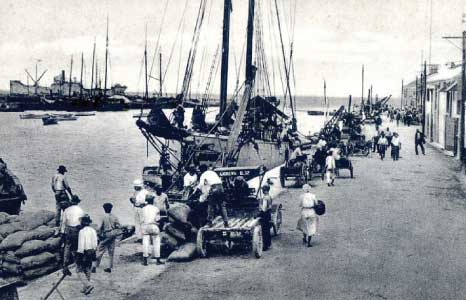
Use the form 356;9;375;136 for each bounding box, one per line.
391;132;401;161
76;215;97;295
130;179;152;240
182;167;198;200
140;195;164;266
325;150;336;187
60;195;85;268
196;165;229;227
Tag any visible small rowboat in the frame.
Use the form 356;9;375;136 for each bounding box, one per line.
42;116;58;125
75;112;96;116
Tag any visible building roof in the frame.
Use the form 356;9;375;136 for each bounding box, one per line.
427;65;461;83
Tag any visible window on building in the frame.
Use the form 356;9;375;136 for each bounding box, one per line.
447;92;452;117
457;93;461;116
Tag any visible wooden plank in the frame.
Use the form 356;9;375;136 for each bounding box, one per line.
235;218;250;228
229;218;243;227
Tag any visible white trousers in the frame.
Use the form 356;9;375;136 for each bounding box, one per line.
326;170;335;184
142;224;161;258
134;207;143;239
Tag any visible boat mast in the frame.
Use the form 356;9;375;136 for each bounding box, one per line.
245;0;255;83
104;16;109;98
159;52;163;97
80;52;84;98
219;0;232;124
361;64;364;113
144;25;149;101
68;55;73;97
90;39;96;97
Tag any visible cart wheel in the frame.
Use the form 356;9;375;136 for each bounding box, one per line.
252;225;263;258
272;208;282;236
196;229;207;258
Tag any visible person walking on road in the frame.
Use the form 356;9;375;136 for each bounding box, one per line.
325;150;336;187
76;214;98;295
259;184;273;251
377;132;388;160
391;132;401;161
141;194;164;266
415;129;426;155
297;184;319;247
385;127;393;148
95;203;120;273
52;165;73;226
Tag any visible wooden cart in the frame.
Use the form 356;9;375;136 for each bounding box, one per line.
196;166;283;258
279;154;311;187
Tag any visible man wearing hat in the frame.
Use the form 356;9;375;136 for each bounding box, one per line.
76;214;98;295
52;165;73;226
60;195;84;268
130;179;152;240
95;203;120;273
259;184;273;251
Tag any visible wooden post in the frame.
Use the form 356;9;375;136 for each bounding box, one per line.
104;16;109;98
159;52;163;97
459;31;466;161
361;65;364;112
422;62;427;135
90;39;96;97
401;79;404;108
80;52;84;98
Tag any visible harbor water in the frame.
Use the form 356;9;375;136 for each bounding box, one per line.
0;108;327;225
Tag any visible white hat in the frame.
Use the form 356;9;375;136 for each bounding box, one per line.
133;179;143;187
302;184;311;192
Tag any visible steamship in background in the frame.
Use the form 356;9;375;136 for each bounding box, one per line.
136;0;302;188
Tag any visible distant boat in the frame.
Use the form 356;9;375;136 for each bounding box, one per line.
133;112;150;118
42;116;58;125
55;115;78;121
75;112;95;116
307;110;325;116
20;113;50;119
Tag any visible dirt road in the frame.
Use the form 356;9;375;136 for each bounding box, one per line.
129;124;466;300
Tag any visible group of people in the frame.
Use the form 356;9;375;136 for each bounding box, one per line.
52;165;121;295
372;127;402;161
387;107;421;127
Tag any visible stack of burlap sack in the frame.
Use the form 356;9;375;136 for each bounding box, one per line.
0;210;63;282
161;203;198;262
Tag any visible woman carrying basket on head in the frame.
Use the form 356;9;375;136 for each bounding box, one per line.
297;184;319;247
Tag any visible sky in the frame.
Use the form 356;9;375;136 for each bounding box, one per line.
0;0;465;98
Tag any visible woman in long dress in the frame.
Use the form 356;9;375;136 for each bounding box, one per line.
297;184;319;247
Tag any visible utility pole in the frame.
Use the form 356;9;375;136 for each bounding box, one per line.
144;24;149;101
104;16;109;98
423;61;427;136
80;52;84;98
442;32;466;160
90;39;96;97
415;76;418;110
68;55;73;97
401;79;404;109
361;64;364;112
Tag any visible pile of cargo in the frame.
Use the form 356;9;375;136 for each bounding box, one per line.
161;203;198;262
0;210;62;282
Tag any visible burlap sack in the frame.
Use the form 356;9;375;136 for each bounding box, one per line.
167;204;191;225
167;243;197;262
164;223;186;241
0;223;20;238
15;240;48;258
20;252;56;270
13;210;55;231
44;237;62;252
0;212;9;225
0;226;55;251
23;263;60;279
160;232;179;249
1;251;21;264
0;261;23;275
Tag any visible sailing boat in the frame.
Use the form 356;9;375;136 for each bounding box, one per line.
136;0;299;182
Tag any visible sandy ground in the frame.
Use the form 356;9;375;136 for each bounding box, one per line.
19;121;466;300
